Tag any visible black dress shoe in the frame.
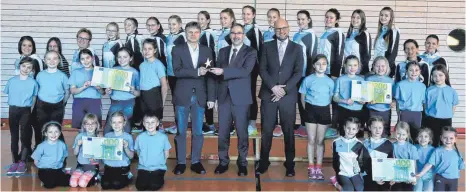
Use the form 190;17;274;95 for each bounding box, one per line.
285;168;295;177
214;164;229;174
191;162;206;174
255;164;269;174
173;164;186;175
237;165;248;176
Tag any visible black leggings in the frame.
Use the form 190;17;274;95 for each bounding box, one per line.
38;168;71;189
9;106;32;163
434;174;458;191
35;99;65;145
391;182;414;191
136;169;166;191
101;165;131;190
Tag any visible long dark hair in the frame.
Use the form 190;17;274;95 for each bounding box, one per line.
147;16;164;36
198;11;211;28
325;8;341;27
18;36;37;55
297;10;312;28
243;5;257;24
440;126;464;162
125;17;139;35
46;37;63;54
430;64;451;86
114;47;134;67
346;9;367;38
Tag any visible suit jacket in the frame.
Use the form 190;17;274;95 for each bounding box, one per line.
172;43;215;107
259;39;303;102
216;45;257;105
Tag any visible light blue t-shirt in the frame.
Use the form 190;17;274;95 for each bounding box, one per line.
139;59;166;91
334;75;365;110
394;80;426;111
416;144;435;180
73;132;101;165
393;141;419;160
428;147;465;179
31;140;68;169
4;76;38;107
36;70;69;103
425;85;459;119
366;75;394;111
103;132;134;167
134;131;172;171
110;66;140;100
299;74;334;106
68;68;102;99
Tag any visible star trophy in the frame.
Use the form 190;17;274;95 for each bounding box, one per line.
203;58;212;69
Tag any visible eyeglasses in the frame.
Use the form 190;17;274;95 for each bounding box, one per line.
146;24;158;28
274;26;289;32
231;32;244;36
77;37;90;41
84;123;96;126
106;30;118;33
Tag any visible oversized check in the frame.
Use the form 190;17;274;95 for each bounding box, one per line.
372;158;416;182
82;136;123;160
91;66;133;92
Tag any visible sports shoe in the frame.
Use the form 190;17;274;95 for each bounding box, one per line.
248;125;258;136
214;125;235;135
273;125;283;137
308;167;316;179
330;176;342;190
325;128;339;139
165;126;177;134
7;163;18;177
15;161;27;177
294;126;307;137
202;123;216;135
131;126;143;134
315;168;324;180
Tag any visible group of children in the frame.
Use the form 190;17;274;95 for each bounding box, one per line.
4;4;464;191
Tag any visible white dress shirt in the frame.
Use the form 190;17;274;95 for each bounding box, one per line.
229;43;243;63
188;43;200;68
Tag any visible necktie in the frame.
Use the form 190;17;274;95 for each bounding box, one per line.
279;40;286;65
230;48;237;65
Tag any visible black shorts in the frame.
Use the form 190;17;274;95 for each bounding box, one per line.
305;103;331;125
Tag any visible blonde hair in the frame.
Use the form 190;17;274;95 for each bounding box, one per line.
110;111;127;123
81;113;101;135
418;128;433;145
370;56;390;76
375;7;395;47
106;22;120;40
395;121;412;143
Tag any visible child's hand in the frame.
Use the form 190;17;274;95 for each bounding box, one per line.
123;140;128;148
346;99;354;105
129;86;135;92
77;140;83;146
95;86;102;90
389;181;395;186
390;101;396;108
370;100;376;105
357;101;366;105
105;88;112;95
377;180;385;185
411;181;416;185
83;81;91;88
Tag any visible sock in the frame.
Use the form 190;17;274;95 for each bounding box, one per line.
308;164;315;169
316;164;322;169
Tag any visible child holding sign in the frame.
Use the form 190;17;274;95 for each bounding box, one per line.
69;49;104;129
416;126;464;191
391;121;418;191
32;122;70;189
70;113;101;188
366;56;394;137
135;112;171;191
101;112;134;190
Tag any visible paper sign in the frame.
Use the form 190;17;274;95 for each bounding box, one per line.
372;158;416;182
82;136;123;160
91;66;132;92
351;80;392;104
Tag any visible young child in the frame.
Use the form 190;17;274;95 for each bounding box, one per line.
35;51;69;146
104;47;140;134
299;55;334;180
139;39;168;127
394;61;426;140
135;112;171;191
198;10;217;135
294;10;318;135
366;56;394;137
71;28;99;73
420;34;448;69
15;36;43;78
69;49;104;129
31;121;70;189
391;121;419;191
101;111;135;190
362;116;394;191
215;8;235;57
318;8;344;80
102;22;123;68
123;17;144;70
374;7;400;78
395;39;430;86
332;117;371;191
414;128;435;191
424;64;458;147
416;126;464;191
345;9;371;76
46;37;70;77
242;5;263;135
146;16;167;67
4;57;39;177
70;113;101;188
333;55;365;137
263;8;280;42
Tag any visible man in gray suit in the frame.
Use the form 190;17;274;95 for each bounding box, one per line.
209;23;257;176
172;21;215;175
256;18;303;177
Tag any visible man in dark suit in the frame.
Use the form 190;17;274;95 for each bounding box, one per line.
209;23;257;176
172;21;215;175
256;18;303;177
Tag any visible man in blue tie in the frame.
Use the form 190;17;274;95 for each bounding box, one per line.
209;23;257;176
171;21;216;175
256;18;303;177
